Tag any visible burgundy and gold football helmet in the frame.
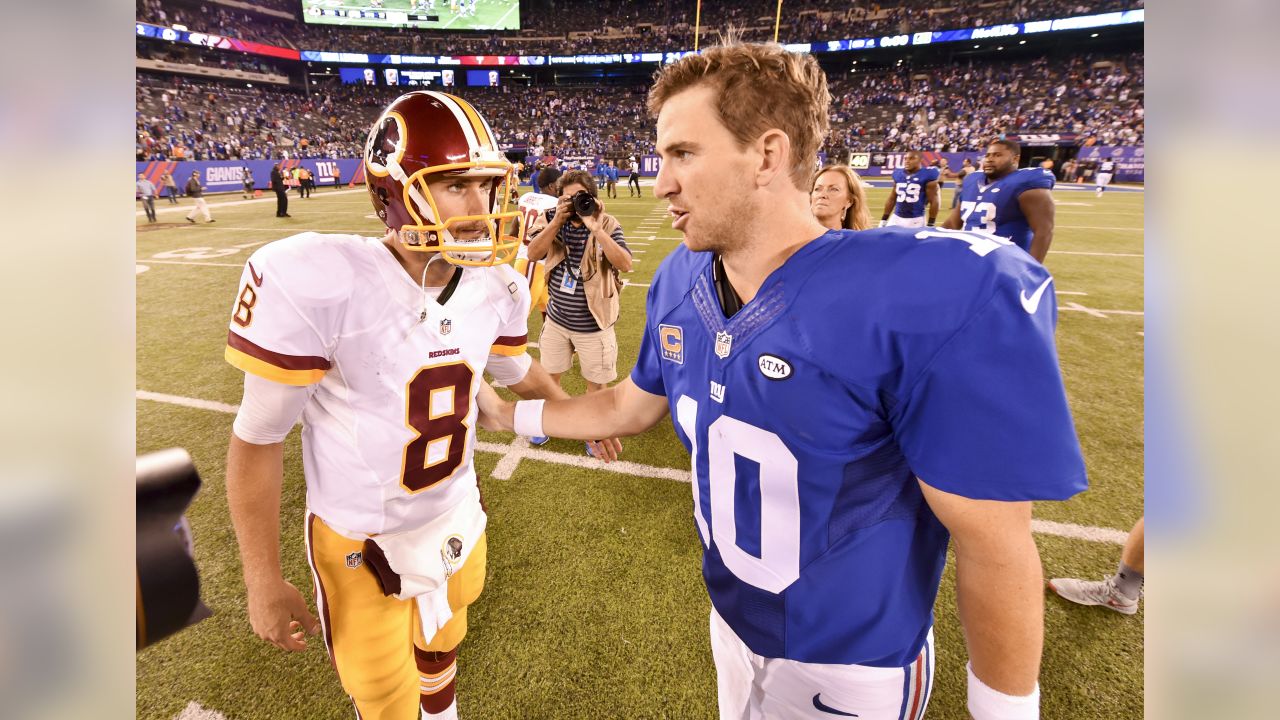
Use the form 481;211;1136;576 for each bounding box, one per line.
364;91;521;266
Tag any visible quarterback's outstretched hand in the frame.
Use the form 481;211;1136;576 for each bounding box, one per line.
474;381;513;432
247;578;320;652
587;437;622;462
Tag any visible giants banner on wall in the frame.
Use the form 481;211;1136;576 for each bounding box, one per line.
1076;145;1144;182
135;158;367;193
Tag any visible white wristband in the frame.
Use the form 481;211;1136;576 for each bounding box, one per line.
967;663;1039;720
513;399;546;439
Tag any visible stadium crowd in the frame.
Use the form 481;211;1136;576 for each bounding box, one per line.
822;51;1144;157
136;44;1142;163
137;0;1144;56
136;74;369;161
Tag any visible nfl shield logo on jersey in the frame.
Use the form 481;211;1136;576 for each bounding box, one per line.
345;551;363;569
714;330;733;359
439;318;452;335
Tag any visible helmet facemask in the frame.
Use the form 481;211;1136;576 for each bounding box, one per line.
364;99;524;268
385;153;522;267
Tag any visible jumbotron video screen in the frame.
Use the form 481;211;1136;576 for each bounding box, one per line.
302;0;520;31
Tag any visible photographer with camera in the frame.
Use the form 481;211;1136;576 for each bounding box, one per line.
526;169;632;457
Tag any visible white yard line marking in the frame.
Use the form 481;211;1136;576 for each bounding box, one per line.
1054;251;1143;258
627;242;651;247
475;440;692;483
1057;225;1144;231
622;280;652;288
631;250;646;254
173;701;229;720
137;265;150;274
139;188;367;216
140;226;373;233
1055;210;1144;215
1059;303;1143;318
1060;302;1109;319
137;390;238;414
1030;519;1128;545
490;437;530;480
137;390;1129;545
143;260;243;268
495;1;519;26
1056;291;1088;296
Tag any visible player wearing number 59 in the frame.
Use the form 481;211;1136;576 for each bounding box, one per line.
479;43;1086;720
879;149;939;229
943;139;1057;263
222;91;617;720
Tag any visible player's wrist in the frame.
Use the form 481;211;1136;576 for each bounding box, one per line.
513;399;546;438
966;663;1039;720
881;213;890;221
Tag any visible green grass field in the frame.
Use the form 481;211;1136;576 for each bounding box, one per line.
135;183;1144;719
303;0;522;32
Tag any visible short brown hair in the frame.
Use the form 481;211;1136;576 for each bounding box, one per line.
555;169;598;197
648;42;831;190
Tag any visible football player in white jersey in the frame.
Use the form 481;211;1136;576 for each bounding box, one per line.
1095;157;1115;197
223;91;616;720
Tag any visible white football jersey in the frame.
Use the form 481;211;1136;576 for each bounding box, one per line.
515;192;558;261
225;233;531;535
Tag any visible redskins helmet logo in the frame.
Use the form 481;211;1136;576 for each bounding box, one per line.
365;112;407;178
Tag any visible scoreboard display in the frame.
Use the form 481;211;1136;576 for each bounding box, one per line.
302;0;521;31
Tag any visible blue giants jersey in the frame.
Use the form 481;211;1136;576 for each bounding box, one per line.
631;227;1086;667
891;167;940;218
958;167;1055;252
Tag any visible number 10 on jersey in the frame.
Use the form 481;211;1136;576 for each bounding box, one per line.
676;395;801;594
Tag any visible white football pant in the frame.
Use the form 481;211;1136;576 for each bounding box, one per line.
711;607;935;720
886;214;927;229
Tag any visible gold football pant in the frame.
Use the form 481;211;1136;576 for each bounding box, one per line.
513;257;548;315
306;512;487;719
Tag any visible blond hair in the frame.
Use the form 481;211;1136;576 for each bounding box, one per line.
812;164;871;231
648;42;831;190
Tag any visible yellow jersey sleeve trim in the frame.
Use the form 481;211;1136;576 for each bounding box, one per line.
488;343;528;357
225;346;326;386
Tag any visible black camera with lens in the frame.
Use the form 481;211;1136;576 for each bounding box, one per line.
570;190;598;217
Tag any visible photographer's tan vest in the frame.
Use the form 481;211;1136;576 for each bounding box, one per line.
543;212;625;329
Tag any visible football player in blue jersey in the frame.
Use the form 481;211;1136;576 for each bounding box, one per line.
943;139;1057;263
880;150;940;229
479;42;1085;720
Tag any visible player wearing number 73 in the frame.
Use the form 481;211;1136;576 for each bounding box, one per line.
942;138;1057;263
222;91;619;720
479;43;1086;719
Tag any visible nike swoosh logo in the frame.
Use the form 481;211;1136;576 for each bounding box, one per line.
248;261;264;287
1020;277;1054;314
812;694;859;717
